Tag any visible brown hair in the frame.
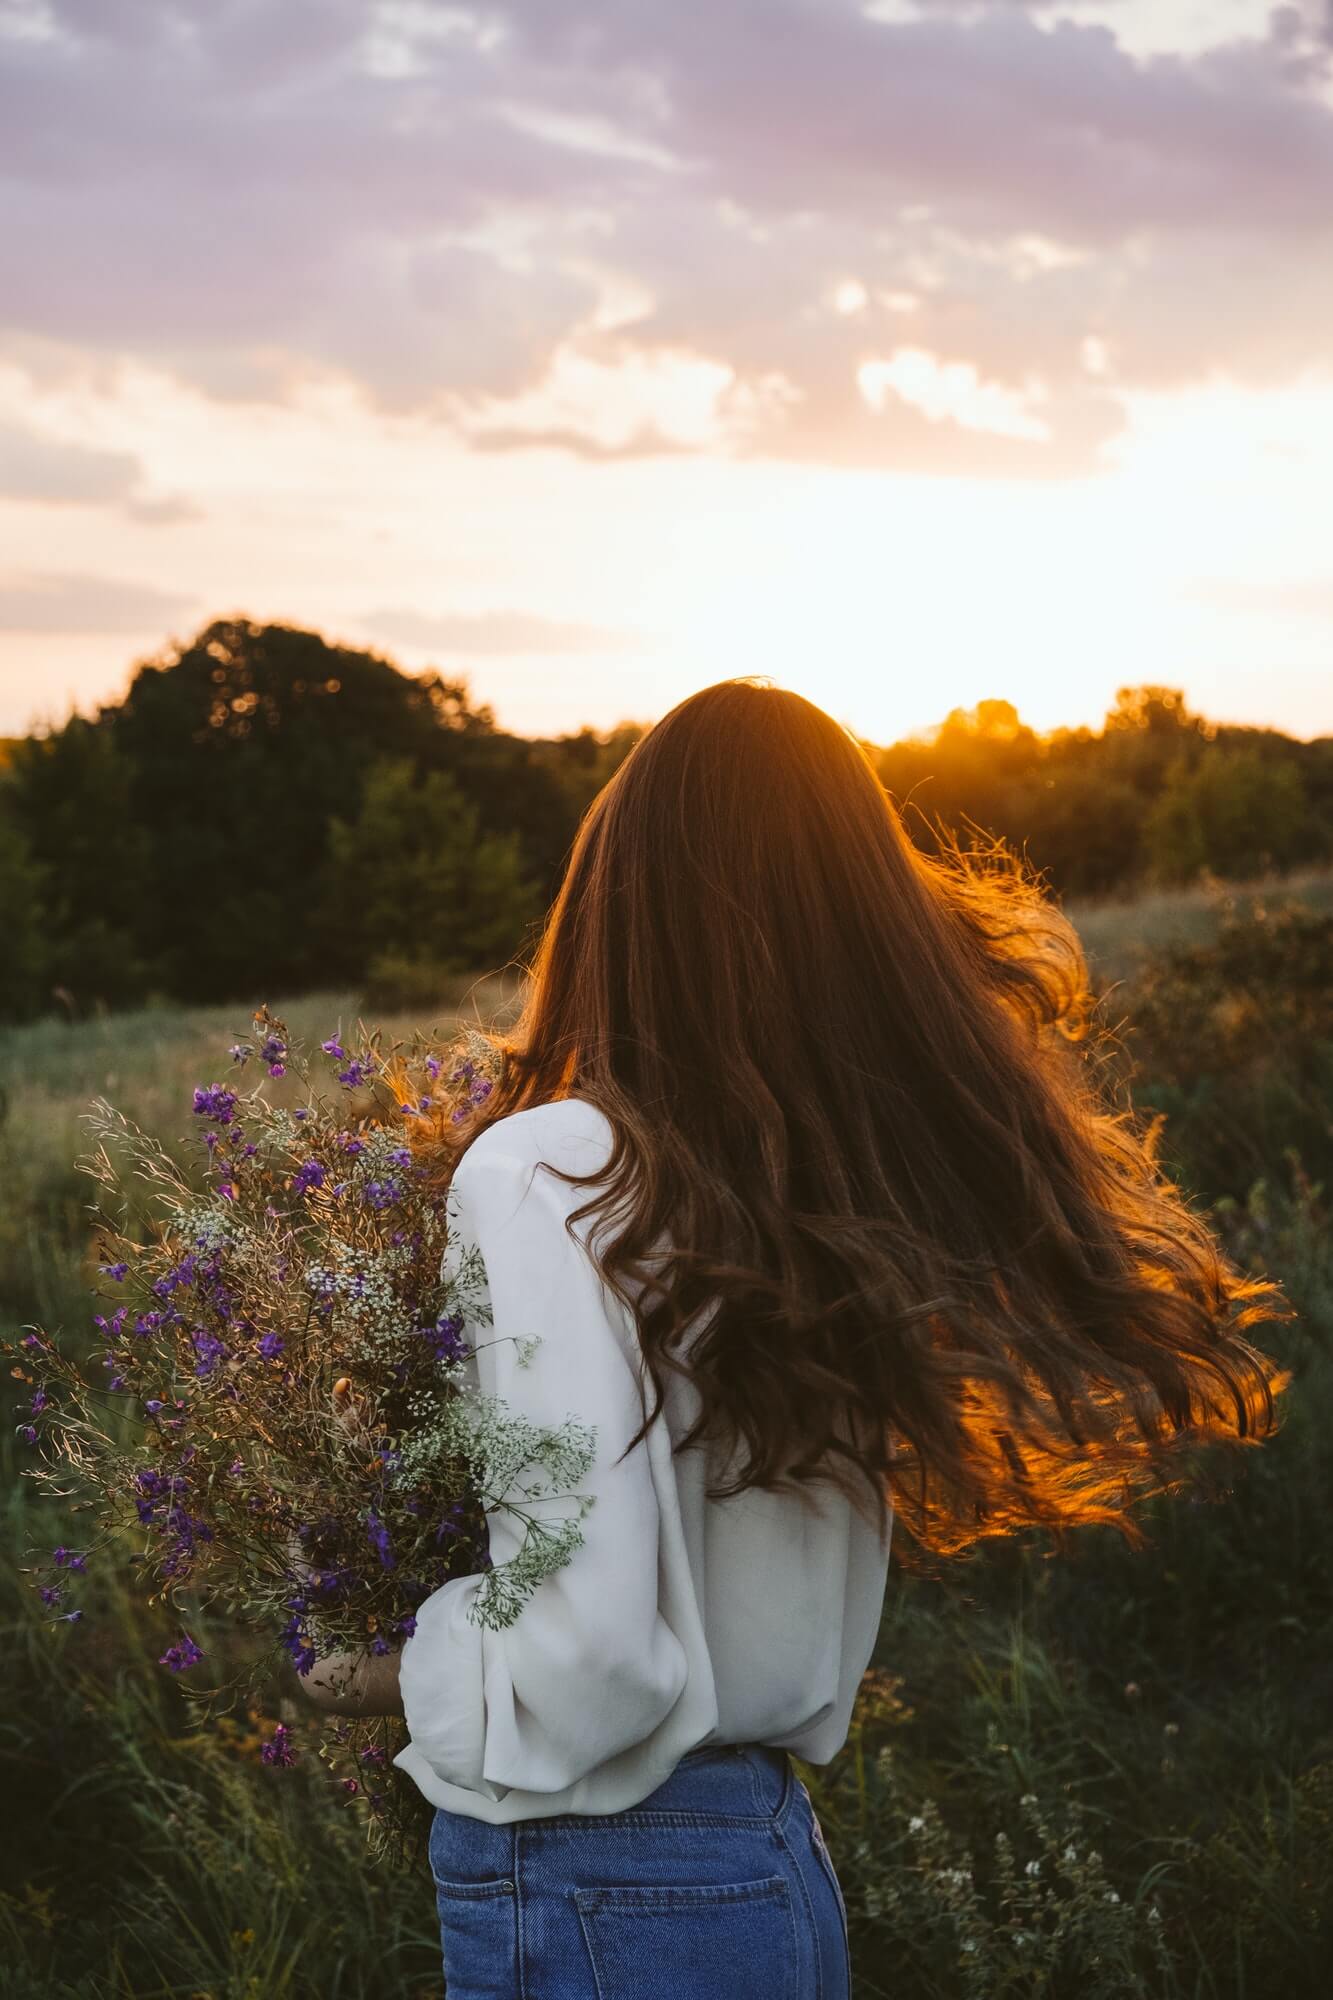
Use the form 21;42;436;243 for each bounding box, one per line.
434;679;1288;1560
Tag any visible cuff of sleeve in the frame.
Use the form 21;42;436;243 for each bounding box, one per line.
393;1573;510;1807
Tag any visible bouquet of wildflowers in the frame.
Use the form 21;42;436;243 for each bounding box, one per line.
8;1008;595;1859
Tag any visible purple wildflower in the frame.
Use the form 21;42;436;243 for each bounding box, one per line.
365;1506;396;1570
261;1721;296;1766
193;1085;238;1122
259;1035;287;1076
191;1330;227;1377
257;1332;285;1361
159;1632;205;1672
338;1060;370;1089
30;1387;49;1414
280;1613;317;1675
360;1744;388;1765
362;1178;403;1212
321;1036;346;1061
228;1457;245;1476
19;1425;37;1445
100;1261;129;1282
291;1158;326;1196
428;1312;468;1363
424;1053;442;1080
57;1609;84;1624
39;1583;62;1606
341;1777;360;1793
229;1042;251;1065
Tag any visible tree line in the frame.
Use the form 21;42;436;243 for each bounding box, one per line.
0;619;1328;1022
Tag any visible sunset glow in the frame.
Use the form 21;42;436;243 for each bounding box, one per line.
2;0;1331;742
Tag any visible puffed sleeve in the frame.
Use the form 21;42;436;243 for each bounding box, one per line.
391;1124;693;1806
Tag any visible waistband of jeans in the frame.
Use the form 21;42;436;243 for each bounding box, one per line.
676;1740;788;1769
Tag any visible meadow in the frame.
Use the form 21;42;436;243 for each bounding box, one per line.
2;877;1330;1999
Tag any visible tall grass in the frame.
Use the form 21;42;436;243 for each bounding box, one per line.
1064;863;1333;985
1;912;1328;1998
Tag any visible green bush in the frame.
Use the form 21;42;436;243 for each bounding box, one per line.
1105;906;1333;1200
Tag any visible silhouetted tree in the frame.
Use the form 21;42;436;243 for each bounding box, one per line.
319;759;540;1005
5;717;156;1011
104;618;495;1001
1146;748;1310;883
1;641;1329;1026
0;802;48;1019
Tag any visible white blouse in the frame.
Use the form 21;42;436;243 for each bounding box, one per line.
392;1096;892;1823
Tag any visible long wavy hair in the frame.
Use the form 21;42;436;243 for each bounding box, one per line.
432;679;1288;1560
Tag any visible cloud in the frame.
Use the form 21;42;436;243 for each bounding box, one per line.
0;417;141;503
0;569;198;632
121;491;206;525
461;421;692;460
1;0;1331;475
358;606;644;655
1189;574;1333;616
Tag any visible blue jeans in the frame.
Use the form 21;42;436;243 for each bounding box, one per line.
428;1742;852;1998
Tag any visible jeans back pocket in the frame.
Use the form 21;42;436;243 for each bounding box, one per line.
574;1876;797;2000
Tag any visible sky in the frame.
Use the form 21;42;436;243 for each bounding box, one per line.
1;0;1332;746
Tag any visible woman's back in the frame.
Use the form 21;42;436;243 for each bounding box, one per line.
393;1095;891;1824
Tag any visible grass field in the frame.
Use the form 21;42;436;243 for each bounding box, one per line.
1063;864;1333;984
2;882;1330;1998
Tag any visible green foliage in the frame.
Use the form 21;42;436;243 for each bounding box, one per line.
876;686;1327;901
1106;906;1333;1200
0;1560;444;1998
0;802;48;1019
1146;750;1310;885
5;718;157;1010
321;758;541;996
0;618;632;1022
4;630;1331;1026
822;1737;1173;1999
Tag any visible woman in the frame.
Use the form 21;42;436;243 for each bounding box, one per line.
304;679;1284;1999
